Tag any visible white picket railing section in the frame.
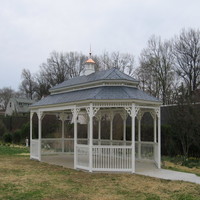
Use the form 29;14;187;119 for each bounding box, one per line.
76;145;89;170
77;139;132;146
30;139;39;160
92;146;132;171
93;139;131;146
31;137;158;171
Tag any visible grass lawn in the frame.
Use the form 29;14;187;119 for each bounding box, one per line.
0;145;200;200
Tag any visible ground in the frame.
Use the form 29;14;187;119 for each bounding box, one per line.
0;145;200;200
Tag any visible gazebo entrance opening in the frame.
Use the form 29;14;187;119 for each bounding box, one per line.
30;103;161;173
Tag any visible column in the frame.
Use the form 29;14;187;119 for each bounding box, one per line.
30;112;33;158
131;104;136;173
138;117;141;160
153;112;157;162
123;118;126;142
154;114;157;143
87;117;90;142
73;107;78;169
157;107;161;168
89;103;93;172
110;112;113;145
61;115;65;153
38;111;43;161
98;118;101;145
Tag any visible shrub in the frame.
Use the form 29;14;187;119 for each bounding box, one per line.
0;120;7;139
12;130;21;144
182;158;200;168
3;132;12;143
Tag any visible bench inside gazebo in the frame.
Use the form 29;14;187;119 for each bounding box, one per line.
30;58;161;173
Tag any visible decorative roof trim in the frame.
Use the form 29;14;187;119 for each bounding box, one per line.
30;99;161;110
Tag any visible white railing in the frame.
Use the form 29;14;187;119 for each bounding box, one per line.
76;145;89;170
77;138;88;145
92;146;132;171
30;139;39;160
39;137;158;171
93;139;132;146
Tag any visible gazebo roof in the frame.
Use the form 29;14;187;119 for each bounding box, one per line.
32;86;160;107
31;68;161;108
50;68;138;92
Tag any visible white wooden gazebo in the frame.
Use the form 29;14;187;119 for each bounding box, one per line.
30;59;161;173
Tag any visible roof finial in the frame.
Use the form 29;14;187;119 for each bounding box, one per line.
89;44;92;58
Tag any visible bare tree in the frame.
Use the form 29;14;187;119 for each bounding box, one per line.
137;36;175;104
39;51;87;87
98;51;135;75
20;69;37;99
173;28;200;96
34;72;51;99
39;51;69;87
0;87;15;109
64;52;86;78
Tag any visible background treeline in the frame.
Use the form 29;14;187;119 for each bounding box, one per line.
0;28;199;105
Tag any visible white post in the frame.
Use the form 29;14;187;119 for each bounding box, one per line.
110;112;113;143
87;116;90;144
73;107;78;169
138;117;141;160
30;112;33;158
120;112;127;145
123;119;126;142
98;119;101;145
62;117;65;153
157;107;161;168
131;104;136;173
154;115;157;143
89;103;93;172
38;111;42;161
153;113;157;163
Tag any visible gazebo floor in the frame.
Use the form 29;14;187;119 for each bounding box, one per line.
41;154;157;172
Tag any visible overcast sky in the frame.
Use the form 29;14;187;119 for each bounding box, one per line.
0;0;200;90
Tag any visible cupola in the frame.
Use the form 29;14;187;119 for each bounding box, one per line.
82;51;95;76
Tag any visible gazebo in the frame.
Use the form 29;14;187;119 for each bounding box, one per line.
30;58;161;173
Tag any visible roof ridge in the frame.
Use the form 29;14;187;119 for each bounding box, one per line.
92;87;103;99
102;68;116;79
115;69;134;80
121;86;131;98
112;68;122;79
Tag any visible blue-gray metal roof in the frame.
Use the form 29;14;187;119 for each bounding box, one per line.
50;68;138;91
32;86;160;107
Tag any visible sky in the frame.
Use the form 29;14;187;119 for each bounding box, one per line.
0;0;200;90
